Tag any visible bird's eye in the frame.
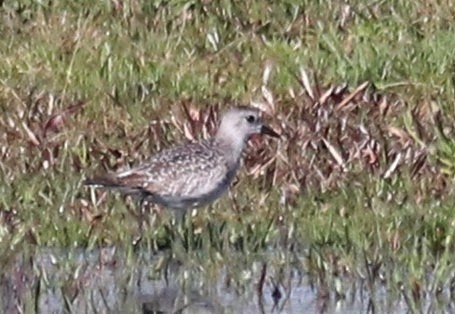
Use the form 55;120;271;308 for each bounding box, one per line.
246;115;256;123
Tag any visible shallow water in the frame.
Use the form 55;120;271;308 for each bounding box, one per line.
0;247;451;313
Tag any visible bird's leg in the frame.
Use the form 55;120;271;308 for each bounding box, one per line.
132;195;147;246
185;210;195;252
171;209;187;225
178;209;197;252
171;209;188;241
167;208;193;251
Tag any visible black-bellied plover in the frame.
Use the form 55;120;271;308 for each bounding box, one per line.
84;106;279;211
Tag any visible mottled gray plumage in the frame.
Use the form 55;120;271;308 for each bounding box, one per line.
84;106;279;211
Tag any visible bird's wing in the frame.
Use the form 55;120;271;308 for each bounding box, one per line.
112;141;230;198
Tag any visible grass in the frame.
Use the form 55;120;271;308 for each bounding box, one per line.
2;0;455;311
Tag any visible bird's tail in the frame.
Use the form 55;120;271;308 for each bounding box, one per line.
83;175;121;188
83;174;144;196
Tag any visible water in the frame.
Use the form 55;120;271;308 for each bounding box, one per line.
0;247;451;313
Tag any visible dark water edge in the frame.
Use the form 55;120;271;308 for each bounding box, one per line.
1;247;452;313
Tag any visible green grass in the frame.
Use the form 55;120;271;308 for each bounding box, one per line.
2;0;455;311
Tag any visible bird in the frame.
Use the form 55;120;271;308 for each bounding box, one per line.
83;106;279;213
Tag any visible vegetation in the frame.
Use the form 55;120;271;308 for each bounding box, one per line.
1;0;455;312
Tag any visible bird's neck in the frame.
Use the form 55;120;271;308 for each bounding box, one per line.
214;133;247;168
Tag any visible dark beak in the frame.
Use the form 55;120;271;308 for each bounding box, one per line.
260;125;280;138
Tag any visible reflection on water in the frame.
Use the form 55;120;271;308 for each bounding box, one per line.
0;247;449;313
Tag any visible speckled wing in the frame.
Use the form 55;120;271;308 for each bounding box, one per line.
113;141;232;207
